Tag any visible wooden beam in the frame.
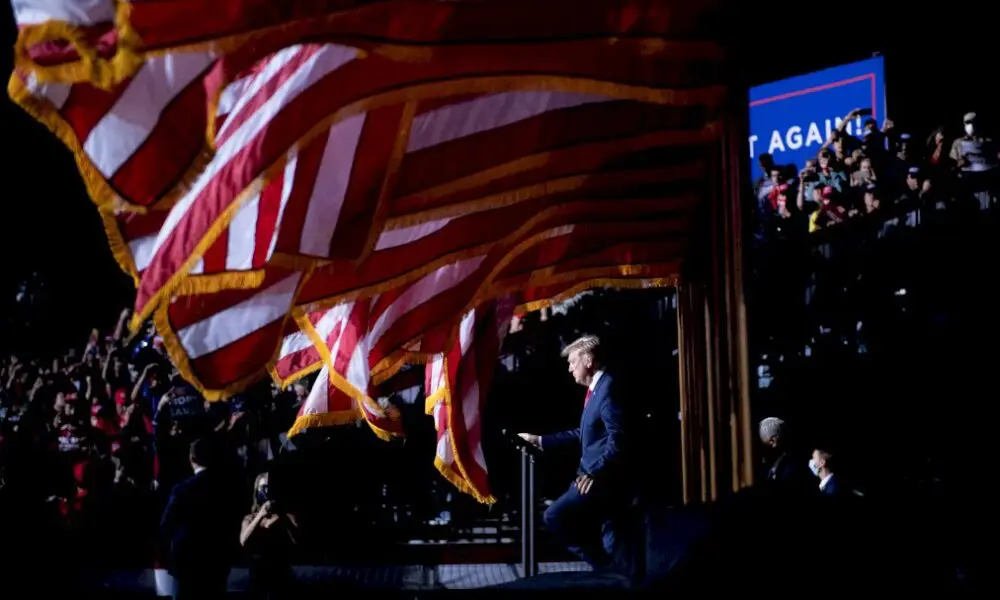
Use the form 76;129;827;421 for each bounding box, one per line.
676;92;755;503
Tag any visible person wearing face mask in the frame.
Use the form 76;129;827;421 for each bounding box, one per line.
950;112;997;171
949;112;999;209
241;471;299;600
809;447;845;497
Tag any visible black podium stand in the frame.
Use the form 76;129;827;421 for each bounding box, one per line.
520;445;537;577
507;430;542;578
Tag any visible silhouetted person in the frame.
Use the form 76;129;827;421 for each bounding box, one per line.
758;417;812;496
160;438;240;599
241;471;299;600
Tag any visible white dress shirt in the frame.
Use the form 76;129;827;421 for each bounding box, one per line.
589;370;605;394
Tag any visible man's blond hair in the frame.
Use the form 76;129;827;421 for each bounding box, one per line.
561;334;601;361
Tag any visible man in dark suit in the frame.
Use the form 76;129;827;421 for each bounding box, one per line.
519;335;628;570
758;417;812;495
160;438;241;599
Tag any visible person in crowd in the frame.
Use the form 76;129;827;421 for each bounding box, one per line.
861;117;888;165
241;471;299;599
887;132;919;185
755;153;779;204
517;334;630;571
815;149;847;193
753;107;999;237
862;183;882;217
809;445;847;497
807;185;848;232
160;438;242;599
850;157;877;189
758;417;811;495
949;112;999;210
899;167;925;206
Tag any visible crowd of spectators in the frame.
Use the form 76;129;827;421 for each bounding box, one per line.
0;308;305;569
747;107;1000;591
0;303;495;568
0;284;677;582
754;109;998;238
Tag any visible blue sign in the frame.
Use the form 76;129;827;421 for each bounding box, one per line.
749;57;887;179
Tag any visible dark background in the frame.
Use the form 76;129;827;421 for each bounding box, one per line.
1;3;133;352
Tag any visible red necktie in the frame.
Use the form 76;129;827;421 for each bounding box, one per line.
584;389;593;406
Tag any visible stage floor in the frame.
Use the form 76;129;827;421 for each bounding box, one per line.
83;561;594;595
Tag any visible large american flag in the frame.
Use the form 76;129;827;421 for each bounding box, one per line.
283;299;405;441
424;296;515;503
10;0;726;500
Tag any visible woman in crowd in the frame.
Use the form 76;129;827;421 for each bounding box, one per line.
241;471;299;599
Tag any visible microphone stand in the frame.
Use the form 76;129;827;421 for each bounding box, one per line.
505;430;541;578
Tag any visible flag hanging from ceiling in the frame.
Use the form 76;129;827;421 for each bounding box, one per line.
284;300;403;441
121;37;721;331
13;1;723;89
9;0;725;401
425;296;516;504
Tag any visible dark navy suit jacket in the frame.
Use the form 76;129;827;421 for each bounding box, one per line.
820;474;845;497
541;372;626;481
160;469;241;576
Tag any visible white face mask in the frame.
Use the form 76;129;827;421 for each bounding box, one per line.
808;458;820;477
965;123;975;136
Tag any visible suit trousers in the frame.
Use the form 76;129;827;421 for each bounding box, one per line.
543;481;623;569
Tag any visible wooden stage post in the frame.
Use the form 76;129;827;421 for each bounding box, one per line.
677;93;755;504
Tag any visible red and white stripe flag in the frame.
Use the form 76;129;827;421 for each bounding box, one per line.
97;91;394;291
11;0;121;88
285;298;403;440
155;267;304;395
9;52;217;212
144;208;683;402
13;1;723;90
13;62;708;317
128;36;716;326
9;55;217;283
129;42;366;324
424;296;516;504
12;1;725;404
271;303;348;388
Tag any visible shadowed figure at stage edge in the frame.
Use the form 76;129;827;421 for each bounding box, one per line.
519;335;631;571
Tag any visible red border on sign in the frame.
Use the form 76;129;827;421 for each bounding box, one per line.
750;73;878;121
